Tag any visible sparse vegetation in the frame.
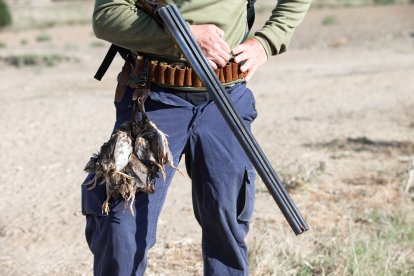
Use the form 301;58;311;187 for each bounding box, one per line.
249;209;414;275
1;53;76;68
347;211;414;275
373;0;396;4
0;0;12;28
90;41;106;48
0;41;6;49
305;136;414;155
36;34;52;43
279;161;326;192
322;15;338;25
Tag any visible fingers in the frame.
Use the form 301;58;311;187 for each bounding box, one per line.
210;34;230;65
214;43;231;66
233;52;248;64
190;24;231;67
217;38;231;54
231;44;247;55
211;55;227;68
215;26;225;38
205;42;229;67
212;26;230;54
208;59;218;70
231;38;268;82
243;60;257;82
240;58;254;73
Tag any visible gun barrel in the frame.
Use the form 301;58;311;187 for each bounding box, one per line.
157;4;309;235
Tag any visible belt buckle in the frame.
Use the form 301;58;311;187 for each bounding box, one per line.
137;59;149;87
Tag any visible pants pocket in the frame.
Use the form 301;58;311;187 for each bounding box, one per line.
237;164;256;222
85;214;97;252
232;84;258;123
244;87;258;122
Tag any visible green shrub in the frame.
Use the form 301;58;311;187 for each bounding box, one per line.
1;53;75;68
90;41;106;48
0;0;12;27
36;34;51;43
373;0;395;4
322;15;337;26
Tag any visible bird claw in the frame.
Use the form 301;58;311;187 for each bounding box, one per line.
129;199;135;217
102;200;110;215
168;163;184;176
116;171;133;179
175;167;184;176
161;170;166;181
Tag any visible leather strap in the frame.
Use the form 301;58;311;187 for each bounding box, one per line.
94;45;130;81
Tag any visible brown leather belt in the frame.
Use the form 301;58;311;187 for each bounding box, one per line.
130;56;246;88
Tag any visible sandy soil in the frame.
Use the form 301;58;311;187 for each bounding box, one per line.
0;4;413;275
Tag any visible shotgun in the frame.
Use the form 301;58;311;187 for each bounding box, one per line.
138;1;309;235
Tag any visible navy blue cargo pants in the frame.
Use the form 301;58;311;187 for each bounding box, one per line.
81;82;257;275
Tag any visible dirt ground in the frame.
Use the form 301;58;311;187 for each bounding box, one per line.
0;3;413;275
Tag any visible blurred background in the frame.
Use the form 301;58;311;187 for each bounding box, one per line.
0;0;413;275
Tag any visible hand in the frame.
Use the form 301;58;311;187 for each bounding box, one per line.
232;38;268;82
189;24;231;69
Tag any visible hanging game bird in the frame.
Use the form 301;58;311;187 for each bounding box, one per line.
84;95;181;216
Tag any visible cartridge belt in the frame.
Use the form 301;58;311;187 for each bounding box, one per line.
129;56;247;89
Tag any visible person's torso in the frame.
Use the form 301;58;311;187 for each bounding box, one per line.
141;0;249;59
177;0;248;50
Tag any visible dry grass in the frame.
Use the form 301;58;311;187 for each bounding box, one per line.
249;206;414;275
249;133;414;275
395;93;414;129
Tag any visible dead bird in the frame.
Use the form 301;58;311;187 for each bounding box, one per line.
134;97;182;178
135;136;165;179
84;122;133;214
84;95;180;216
126;153;157;194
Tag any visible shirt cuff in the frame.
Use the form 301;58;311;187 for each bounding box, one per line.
252;35;272;57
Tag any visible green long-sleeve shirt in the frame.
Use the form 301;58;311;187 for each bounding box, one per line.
93;0;311;59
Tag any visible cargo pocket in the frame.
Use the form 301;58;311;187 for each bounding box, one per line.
237;164;256;222
85;214;97;252
245;87;258;122
232;85;257;123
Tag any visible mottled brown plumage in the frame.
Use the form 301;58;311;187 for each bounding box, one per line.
135;97;182;177
84;95;179;216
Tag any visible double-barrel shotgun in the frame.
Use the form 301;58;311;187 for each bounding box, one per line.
142;1;309;235
95;0;309;235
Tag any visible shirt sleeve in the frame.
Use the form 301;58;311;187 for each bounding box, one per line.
253;0;312;56
92;0;179;56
